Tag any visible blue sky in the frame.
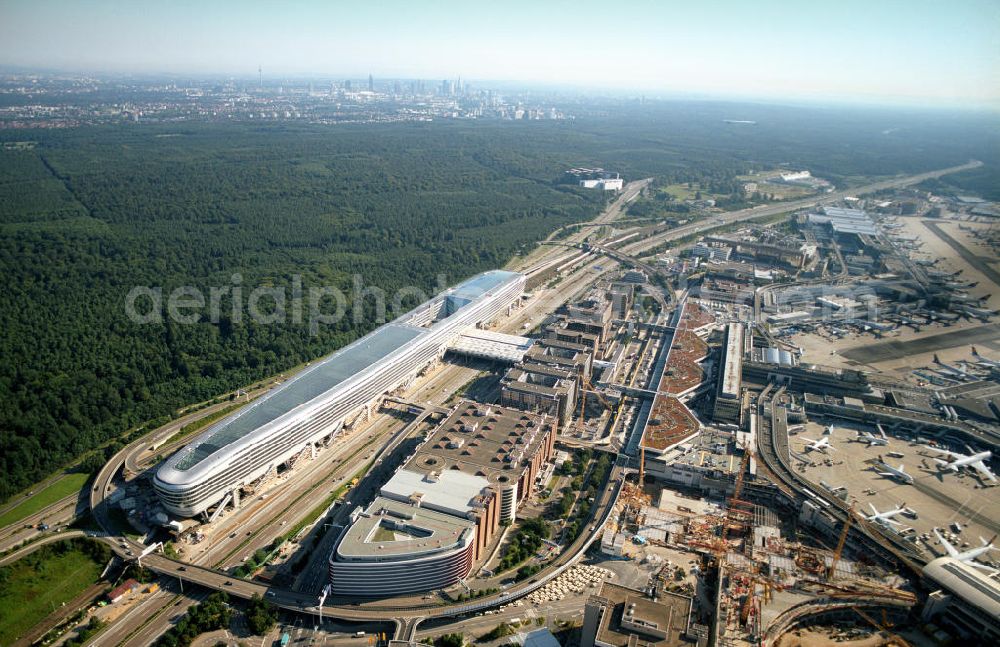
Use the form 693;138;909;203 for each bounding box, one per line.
1;0;998;107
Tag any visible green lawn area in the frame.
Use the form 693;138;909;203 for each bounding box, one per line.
0;472;90;528
0;539;107;645
659;183;725;202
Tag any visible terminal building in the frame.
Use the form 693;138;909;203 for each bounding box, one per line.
921;557;1000;643
328;402;556;596
154;271;525;517
713;323;745;424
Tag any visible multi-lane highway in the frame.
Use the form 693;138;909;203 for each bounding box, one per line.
0;492;84;553
620;160;982;258
18;160;984;645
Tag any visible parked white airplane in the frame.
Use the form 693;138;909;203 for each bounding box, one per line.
971;346;1000;370
932;354;973;380
933;528;998;572
865;503;908;528
924;446;997;482
802;436;835;453
872;457;914;484
855;431;888;447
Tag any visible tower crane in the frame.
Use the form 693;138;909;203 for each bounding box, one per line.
828;502;854;581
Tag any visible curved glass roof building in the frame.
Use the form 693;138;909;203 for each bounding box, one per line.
154;270;525;517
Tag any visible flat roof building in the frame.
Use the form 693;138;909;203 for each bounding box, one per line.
524;338;594;381
547;322;602;357
328;497;477;597
328;403;556;596
808;207;879;237
713;323;745;424
581;582;701;647
559;297;615;347
922;557;1000;643
501;362;577;430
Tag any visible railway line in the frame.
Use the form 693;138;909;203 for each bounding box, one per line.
9;161;986;644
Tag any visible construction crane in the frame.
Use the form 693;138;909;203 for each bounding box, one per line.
723;446;754;540
827;502;854;581
851;605;911;647
639;442;645;484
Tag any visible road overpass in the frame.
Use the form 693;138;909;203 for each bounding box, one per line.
95;465;625;625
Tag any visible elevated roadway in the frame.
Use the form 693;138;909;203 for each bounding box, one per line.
84;465;625;626
0;529;88;567
755;388;925;575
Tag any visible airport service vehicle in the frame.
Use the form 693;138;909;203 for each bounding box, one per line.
933;527;998;573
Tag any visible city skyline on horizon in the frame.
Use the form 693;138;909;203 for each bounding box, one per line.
1;0;998;110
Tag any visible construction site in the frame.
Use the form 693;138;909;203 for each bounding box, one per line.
601;444;920;647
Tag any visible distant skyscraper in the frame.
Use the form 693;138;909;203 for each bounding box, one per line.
344;79;352;91
393;80;401;95
258;65;262;89
368;74;374;92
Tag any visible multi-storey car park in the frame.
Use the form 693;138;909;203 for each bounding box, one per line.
328;402;556;597
154;270;526;517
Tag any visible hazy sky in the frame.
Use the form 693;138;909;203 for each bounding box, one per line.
2;0;998;107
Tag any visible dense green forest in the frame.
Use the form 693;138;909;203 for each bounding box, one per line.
1;103;997;500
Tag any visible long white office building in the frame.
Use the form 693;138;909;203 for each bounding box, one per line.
154;270;525;517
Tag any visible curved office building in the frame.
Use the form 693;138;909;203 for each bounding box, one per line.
328;497;477;597
154;270;525;517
